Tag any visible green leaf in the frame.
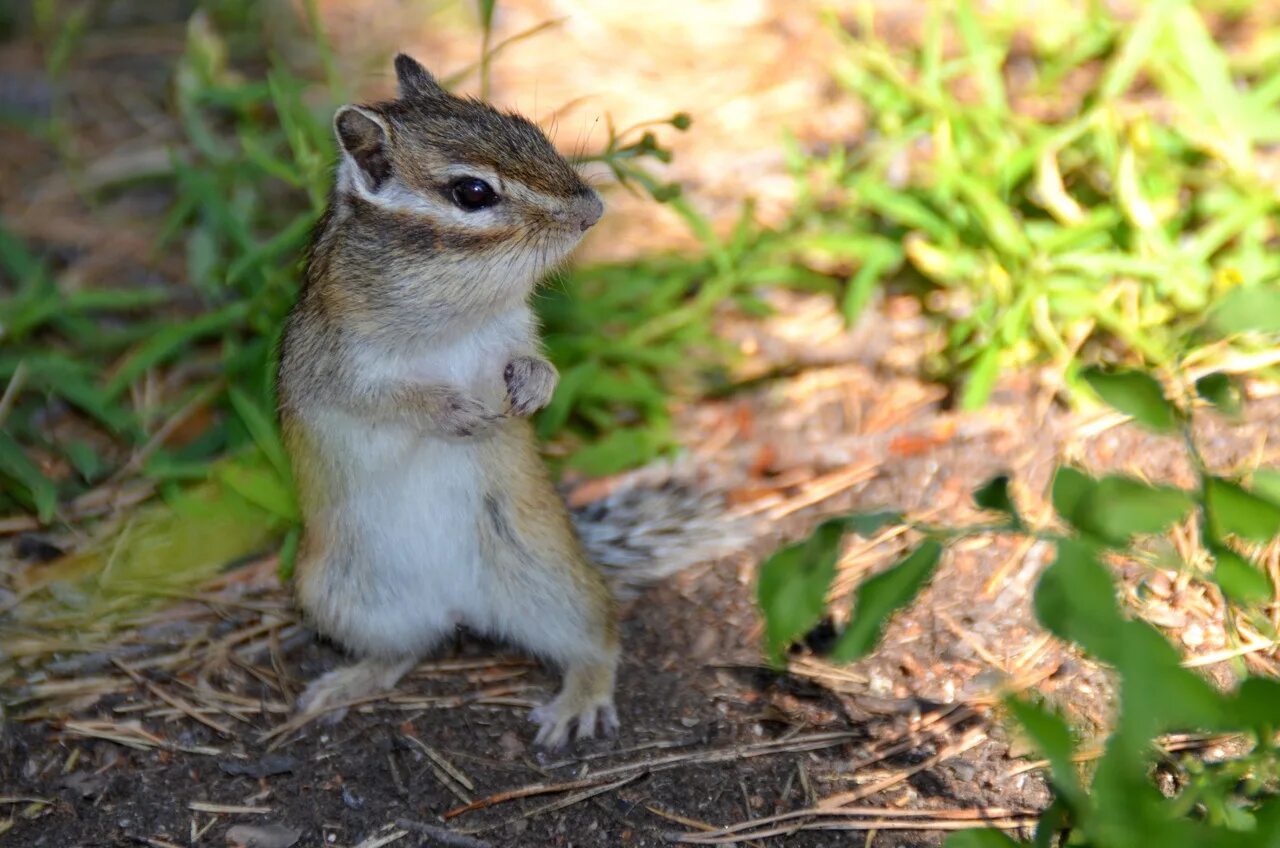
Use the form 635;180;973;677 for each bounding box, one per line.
568;426;663;476
1205;477;1280;543
832;539;943;661
64;440;105;483
105;302;249;397
1051;466;1094;524
1081;367;1179;432
955;175;1027;258
842;242;899;326
536;360;597;439
227;387;293;490
1006;698;1083;811
1250;469;1280;505
225;212;317;288
1111;620;1231;734
1210;285;1280;335
1097;0;1179;100
278;525;301;582
52;372;137;435
757;519;846;664
1075;476;1193;544
215;455;298;522
1194;373;1241;417
0;429;57;521
842;511;904;536
1034;539;1122;658
1031;800;1071;848
1054;470;1192;545
1211;545;1273;606
973;475;1017;520
961;344;1002;411
954;0;1008;114
1230;677;1280;737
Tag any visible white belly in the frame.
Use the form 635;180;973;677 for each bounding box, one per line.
310;411;494;654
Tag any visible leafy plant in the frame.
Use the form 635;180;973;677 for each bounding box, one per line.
758;346;1280;843
778;0;1280;409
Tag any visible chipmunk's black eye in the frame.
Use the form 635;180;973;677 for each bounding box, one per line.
450;178;497;211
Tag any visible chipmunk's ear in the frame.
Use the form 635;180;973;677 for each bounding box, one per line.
334;105;392;193
394;53;445;100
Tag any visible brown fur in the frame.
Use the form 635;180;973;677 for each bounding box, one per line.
277;55;616;746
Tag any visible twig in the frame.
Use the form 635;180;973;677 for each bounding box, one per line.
128;836;184;848
409;737;474;790
444;730;863;819
0;480;156;535
442;775;620;819
671;727;989;843
402;734;474;804
109;380;223;483
395;819;493;848
667;813;1039;842
353;829;409;848
187;801;271;815
0;796;52;805
462;773;644;836
62;719;223;756
112;658;235;738
819;727;987;808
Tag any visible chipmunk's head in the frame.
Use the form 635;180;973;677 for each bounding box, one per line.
325;55;602;324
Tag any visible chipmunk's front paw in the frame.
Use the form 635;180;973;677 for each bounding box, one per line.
504;356;558;417
438;390;501;438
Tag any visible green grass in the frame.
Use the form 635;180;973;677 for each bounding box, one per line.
776;0;1280;408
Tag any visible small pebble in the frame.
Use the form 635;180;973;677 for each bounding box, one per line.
341;785;364;810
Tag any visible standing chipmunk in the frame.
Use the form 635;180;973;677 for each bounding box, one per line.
278;55;734;748
280;54;619;753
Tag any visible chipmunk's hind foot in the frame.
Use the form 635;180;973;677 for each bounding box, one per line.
529;658;619;749
296;657;416;724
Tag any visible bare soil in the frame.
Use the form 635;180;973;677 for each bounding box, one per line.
7;298;1278;845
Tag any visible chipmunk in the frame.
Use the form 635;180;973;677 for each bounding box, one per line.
278;54;730;749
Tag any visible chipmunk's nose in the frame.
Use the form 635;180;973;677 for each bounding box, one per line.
575;191;604;232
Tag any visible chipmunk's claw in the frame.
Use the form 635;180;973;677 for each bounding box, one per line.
504;356;557;417
530;697;618;749
439;391;500;437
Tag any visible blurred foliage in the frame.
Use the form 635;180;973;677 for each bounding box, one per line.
780;0;1280;408
759;357;1280;842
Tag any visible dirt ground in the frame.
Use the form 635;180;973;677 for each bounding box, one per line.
5;2;1280;846
6;292;1277;846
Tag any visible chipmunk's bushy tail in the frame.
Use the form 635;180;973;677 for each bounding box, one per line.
569;465;750;597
